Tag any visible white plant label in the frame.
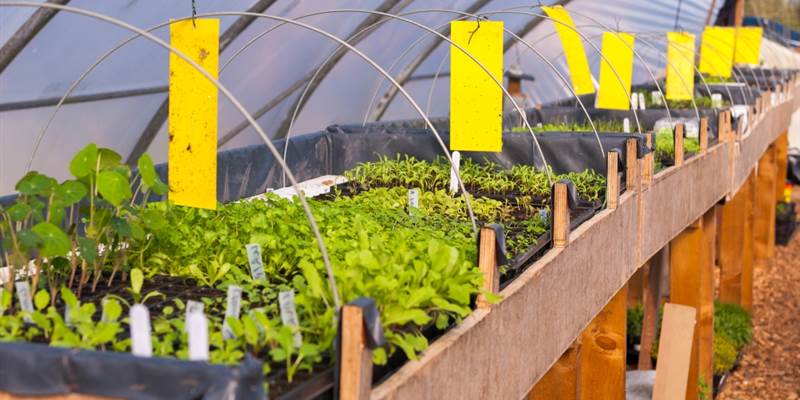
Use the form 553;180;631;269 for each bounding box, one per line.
638;92;646;110
630;93;639;110
278;290;303;348
15;281;33;323
651;91;663;106
0;288;5;315
623;118;631;133
130;304;152;357
187;311;209;361
408;188;419;212
539;209;549;222
711;93;723;108
245;243;266;280
222;285;242;339
184;300;205;331
64;303;72;327
449;151;461;195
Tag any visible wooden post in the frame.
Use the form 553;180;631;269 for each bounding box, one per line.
719;187;747;304
775;133;790;202
627;267;644;307
754;145;777;268
652;303;697;400
626;138;638;189
528;343;579;400
639;248;665;370
741;173;756;312
578;286;627;400
477;227;498;309
607;151;619;209
553;182;570;248
643;133;653;186
674;124;685;167
699;117;709;153
667;209;715;399
340;305;372;400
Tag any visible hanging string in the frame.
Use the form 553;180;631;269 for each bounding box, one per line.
674;0;684;30
191;0;197;28
468;15;487;44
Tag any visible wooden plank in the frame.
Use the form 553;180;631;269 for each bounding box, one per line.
578;286;627;400
775;132;790;202
553;182;570;248
652;303;697;400
669;219;703;400
528;343;579;400
674;123;685;166
477;227;498;309
340;305;371;400
699;117;709;152
607;151;620;209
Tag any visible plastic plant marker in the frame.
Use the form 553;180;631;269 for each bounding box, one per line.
449;20;503;152
623;118;631;133
542;6;595;95
699;27;735;78
596;32;635;110
168;19;219;210
279;290;303;348
639;93;646;110
449;151;461;195
408;188;419;212
245;243;266;280
734;27;763;65
15;281;33;323
184;300;204;331
222;285;242;340
187;312;209;361
666;32;696;101
130;304;153;357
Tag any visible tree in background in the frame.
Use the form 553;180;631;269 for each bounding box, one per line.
747;0;800;30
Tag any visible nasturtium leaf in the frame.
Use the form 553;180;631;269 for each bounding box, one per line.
77;237;98;263
137;154;168;195
109;217;133;238
6;203;31;222
96;171;131;207
16;172;57;196
56;180;87;206
97;148;122;171
31;222;70;257
16;229;42;250
69;144;98;178
34;290;50;310
46;201;65;225
130;268;144;295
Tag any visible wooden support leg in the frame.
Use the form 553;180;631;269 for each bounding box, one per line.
528;343;579;400
741;173;756;312
577;286;627;400
754;145;777;268
652;303;697;400
627;267;644;307
666;209;715;398
775;132;789;202
639;248;665;370
719;185;747;305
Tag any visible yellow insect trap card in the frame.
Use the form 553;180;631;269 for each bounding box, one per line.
596;32;635;110
734;27;763;65
542;6;595;95
699;26;735;78
666;32;696;101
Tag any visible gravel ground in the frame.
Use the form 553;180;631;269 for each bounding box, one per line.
717;194;800;400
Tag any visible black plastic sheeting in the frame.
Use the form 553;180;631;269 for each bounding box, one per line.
0;342;264;399
788;149;800;186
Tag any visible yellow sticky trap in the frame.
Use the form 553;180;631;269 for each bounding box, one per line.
666;32;696;101
169;19;219;210
449;20;503;152
543;6;595;95
734;27;763;65
596;32;635;110
699;27;735;78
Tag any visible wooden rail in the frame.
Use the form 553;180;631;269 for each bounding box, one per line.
371;81;800;400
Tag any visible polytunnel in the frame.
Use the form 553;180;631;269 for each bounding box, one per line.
0;0;732;195
1;1;800;399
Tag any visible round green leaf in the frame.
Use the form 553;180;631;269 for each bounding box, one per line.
16;229;42;251
137;154;168;196
16;172;57;196
70;144;98;178
97;171;131;207
77;237;98;263
56;180;88;206
97;148;122;171
31;222;70;257
6;203;32;222
34;290;50;310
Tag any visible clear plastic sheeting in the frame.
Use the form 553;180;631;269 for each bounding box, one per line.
0;0;738;195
